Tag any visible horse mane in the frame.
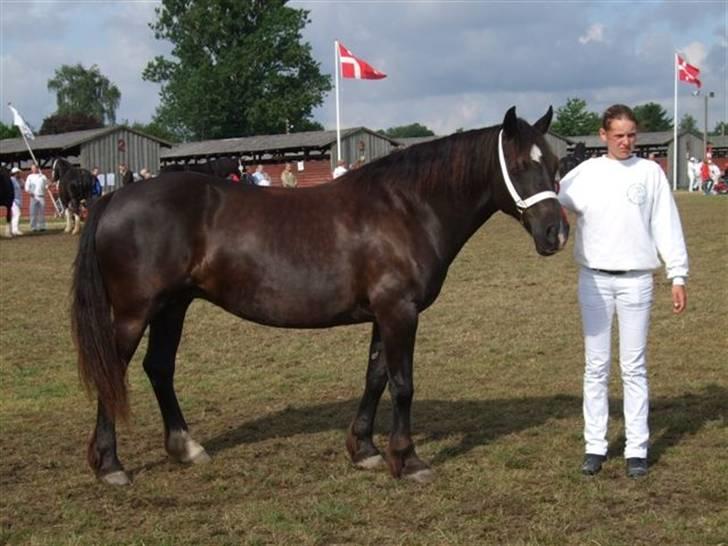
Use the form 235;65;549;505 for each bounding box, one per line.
341;121;546;200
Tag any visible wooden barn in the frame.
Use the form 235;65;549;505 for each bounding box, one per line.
161;127;400;187
0;126;172;188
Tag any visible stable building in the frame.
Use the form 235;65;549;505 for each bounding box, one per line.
161;127;400;187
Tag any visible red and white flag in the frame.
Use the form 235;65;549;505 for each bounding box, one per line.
676;55;701;89
338;42;386;80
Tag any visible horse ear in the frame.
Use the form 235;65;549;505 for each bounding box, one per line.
533;106;553;134
502;106;518;138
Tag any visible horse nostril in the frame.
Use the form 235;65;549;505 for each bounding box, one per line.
546;224;558;243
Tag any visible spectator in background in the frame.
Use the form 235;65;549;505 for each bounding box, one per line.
280;162;297;188
333;159;348;179
687;157;700;192
139;168;154;180
24;163;48;232
88;167;103;207
9;167;23;235
118;163;134;186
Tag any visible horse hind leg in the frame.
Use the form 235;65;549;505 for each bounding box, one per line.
346;322;388;470
88;313;148;485
143;298;210;466
72;212;82;235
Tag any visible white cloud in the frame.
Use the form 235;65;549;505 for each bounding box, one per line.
579;23;605;45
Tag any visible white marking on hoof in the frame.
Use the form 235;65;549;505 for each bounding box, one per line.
404;468;435;484
355;454;385;470
167;430;210;464
101;470;131;485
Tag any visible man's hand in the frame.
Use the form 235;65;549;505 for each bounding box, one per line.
671;285;687;314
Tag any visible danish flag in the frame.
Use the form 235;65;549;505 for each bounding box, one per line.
338;42;386;80
677;55;701;89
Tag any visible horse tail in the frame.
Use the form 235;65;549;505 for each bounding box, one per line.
71;192;129;422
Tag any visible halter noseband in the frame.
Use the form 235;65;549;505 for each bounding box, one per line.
498;130;557;213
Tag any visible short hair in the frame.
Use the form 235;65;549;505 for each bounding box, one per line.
602;104;637;131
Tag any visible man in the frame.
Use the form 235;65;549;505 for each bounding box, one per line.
558;104;689;478
280;162;297;188
333;159;348;179
9;167;24;236
24;163;48;232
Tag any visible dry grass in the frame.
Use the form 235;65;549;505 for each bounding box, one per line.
0;194;726;545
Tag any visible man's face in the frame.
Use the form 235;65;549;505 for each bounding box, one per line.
599;117;637;160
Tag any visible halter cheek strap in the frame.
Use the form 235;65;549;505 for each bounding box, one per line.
498;130;557;213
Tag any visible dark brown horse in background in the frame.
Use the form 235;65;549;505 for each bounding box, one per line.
72;107;569;485
0;167;15;238
52;158;95;234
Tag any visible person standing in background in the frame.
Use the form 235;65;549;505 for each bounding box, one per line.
9;167;24;236
24;164;48;232
280;162;298;188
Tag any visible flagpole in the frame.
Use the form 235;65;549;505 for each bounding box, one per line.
673;52;678;191
335;40;342;162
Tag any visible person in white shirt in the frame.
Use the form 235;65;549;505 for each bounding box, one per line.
558;104;688;479
252;164;268;186
332;159;348;179
24;163;49;231
9;167;24;236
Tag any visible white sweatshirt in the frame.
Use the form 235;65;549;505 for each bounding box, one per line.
559;155;689;284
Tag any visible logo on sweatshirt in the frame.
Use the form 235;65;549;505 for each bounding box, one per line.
627;182;647;205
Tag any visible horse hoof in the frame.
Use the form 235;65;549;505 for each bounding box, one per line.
189;449;211;465
404;467;435;484
354;454;386;470
100;470;131;485
167;430;210;465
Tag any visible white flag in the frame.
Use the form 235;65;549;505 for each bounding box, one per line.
8;104;35;140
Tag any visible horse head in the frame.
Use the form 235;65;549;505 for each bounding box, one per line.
496;106;569;256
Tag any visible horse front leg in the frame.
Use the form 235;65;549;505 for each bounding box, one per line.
378;304;434;483
346;322;388;470
64;208;72;233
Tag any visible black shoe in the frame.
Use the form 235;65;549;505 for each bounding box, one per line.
581;453;606;475
626;457;648;478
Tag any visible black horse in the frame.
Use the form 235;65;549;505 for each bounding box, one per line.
160;157;243;179
52;158;95;234
558;142;587;178
71;107;569;485
0;167;14;237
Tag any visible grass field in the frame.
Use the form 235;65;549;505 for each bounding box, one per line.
0;194;726;545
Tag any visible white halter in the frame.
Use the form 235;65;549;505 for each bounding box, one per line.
498;130;557;213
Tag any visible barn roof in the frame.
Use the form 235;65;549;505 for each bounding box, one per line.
161;127;400;161
0;126;172;163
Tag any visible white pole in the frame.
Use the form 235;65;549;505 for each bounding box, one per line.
673;52;678;191
335;40;342;162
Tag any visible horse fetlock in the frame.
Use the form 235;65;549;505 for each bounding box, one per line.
166;430;210;464
100;470;131;486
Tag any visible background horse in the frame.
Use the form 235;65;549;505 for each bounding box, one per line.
52;158;95;234
0;167;14;237
160;157;243;179
72;106;568;486
558;141;587;178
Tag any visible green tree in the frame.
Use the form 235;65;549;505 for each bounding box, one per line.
712;121;728;136
143;0;331;141
130;121;179;143
47;64;121;124
633;102;672;132
379;123;435;138
0;121;21;140
40;112;103;135
550;98;601;136
679;114;699;133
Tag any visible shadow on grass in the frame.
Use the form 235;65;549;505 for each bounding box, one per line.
198;384;725;466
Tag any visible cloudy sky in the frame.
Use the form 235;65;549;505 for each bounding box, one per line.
1;0;726;137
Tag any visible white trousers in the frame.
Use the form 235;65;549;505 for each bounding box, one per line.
11;203;21;233
578;267;653;459
29;197;46;230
